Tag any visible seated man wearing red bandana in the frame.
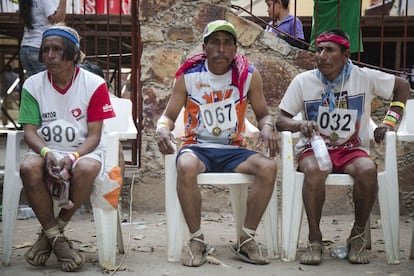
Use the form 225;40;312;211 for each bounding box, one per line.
276;29;410;265
156;20;278;266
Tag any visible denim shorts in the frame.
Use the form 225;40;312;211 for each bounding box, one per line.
19;46;46;77
177;144;258;173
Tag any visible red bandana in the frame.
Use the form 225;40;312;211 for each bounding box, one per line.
175;53;249;104
316;34;350;49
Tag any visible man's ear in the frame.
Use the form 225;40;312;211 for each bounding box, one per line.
343;49;350;60
202;43;206;52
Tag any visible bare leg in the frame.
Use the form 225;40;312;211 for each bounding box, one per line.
345;157;378;264
233;154;277;264
176;152;207;266
299;155;329;265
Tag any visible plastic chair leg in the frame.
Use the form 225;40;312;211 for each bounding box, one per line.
1;131;24;265
410;225;414;259
92;207;118;267
377;172;400;264
165;154;185;262
228;184;248;240
281;173;304;262
117;209;125;254
262;182;279;258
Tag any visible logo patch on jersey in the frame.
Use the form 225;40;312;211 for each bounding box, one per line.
42;112;57;122
195;81;210;90
71;108;82;118
103;104;113;113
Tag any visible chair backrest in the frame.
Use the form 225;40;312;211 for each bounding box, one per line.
397;99;414;142
104;96;138;140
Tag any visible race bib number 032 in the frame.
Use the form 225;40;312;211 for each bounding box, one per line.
317;106;357;141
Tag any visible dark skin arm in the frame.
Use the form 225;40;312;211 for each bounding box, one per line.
276;110;318;138
373;76;410;143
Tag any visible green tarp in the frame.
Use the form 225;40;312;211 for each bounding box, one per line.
310;0;364;53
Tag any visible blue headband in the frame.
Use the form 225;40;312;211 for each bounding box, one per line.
42;28;80;48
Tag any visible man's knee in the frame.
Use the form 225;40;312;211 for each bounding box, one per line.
20;158;44;181
256;157;277;184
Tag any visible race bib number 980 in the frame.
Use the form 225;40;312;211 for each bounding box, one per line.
37;119;79;148
317;106;357;141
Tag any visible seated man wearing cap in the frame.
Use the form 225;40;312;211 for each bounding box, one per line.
156;19;278;266
18;23;115;272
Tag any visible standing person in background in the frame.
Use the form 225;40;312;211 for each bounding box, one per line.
265;0;305;49
19;0;66;77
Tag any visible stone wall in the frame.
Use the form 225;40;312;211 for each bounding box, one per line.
139;0;315;175
136;0;414;215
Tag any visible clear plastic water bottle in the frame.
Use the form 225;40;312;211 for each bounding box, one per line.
310;133;333;171
333;245;348;259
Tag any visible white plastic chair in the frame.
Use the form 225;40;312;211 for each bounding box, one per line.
164;109;279;262
280;118;400;264
1;97;138;267
396;99;414;259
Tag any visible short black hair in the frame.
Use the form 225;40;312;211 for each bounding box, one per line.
270;0;289;9
39;37;81;64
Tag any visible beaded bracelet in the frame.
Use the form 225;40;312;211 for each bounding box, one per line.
40;147;51;158
67;153;76;163
390;101;405;110
384;115;398;123
263;121;274;130
73;151;80;159
386;110;401;121
156;120;170;132
382;119;396;128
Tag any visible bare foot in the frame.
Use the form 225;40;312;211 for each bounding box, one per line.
50;235;85;272
25;229;52;266
300;241;324;265
347;226;369;264
236;238;269;265
182;238;208;267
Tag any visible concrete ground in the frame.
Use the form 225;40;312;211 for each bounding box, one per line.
1;211;413;276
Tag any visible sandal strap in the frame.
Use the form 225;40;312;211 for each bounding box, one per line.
238;226;256;249
308;241;324;252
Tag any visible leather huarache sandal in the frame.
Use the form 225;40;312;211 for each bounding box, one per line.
347;224;369;264
230;226;269;265
182;229;209;267
50;233;85;272
24;228;52;266
300;241;324;265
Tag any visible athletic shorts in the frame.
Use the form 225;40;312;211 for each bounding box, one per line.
176;144;258;173
298;147;371;173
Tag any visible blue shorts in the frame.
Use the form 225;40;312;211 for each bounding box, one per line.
177;145;258;173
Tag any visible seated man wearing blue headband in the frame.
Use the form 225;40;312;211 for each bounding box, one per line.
18;23;115;272
276;29;410;265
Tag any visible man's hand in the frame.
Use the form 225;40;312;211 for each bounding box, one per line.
299;120;318;138
260;125;279;158
374;123;394;143
156;126;176;154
